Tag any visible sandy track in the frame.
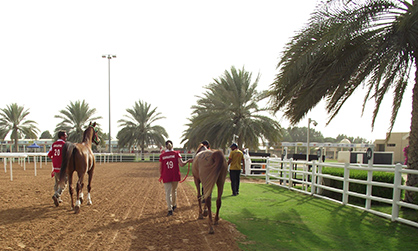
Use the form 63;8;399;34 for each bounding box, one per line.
0;162;242;250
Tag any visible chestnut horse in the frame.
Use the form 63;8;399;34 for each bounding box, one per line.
58;122;100;214
192;144;228;234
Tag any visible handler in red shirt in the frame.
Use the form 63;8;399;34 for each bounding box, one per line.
48;130;68;206
159;140;192;216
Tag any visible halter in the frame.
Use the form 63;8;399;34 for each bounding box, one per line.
89;125;100;145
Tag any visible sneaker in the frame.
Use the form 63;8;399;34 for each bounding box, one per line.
52;195;59;207
167;210;173;216
172;205;177;211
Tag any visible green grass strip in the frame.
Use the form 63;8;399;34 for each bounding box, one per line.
180;165;418;250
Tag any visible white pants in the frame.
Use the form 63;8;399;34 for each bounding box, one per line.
163;182;178;211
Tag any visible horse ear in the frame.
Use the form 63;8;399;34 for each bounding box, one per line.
93;122;96;127
89;122;92;126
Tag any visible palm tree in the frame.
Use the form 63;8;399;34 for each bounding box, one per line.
0;103;39;152
267;1;418;203
117;100;167;154
54;100;102;142
182;66;282;150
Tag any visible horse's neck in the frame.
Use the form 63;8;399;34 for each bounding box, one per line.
82;130;93;148
81;141;92;147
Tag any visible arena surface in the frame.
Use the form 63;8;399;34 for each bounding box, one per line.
0;162;242;250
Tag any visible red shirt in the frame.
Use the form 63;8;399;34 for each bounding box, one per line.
159;150;181;183
48;139;65;174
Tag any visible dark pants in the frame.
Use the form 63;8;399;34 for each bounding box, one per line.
230;170;241;195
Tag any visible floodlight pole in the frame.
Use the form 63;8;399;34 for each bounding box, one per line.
102;54;116;153
307;118;317;161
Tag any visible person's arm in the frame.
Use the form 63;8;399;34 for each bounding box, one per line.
179;157;192;167
47;146;54;159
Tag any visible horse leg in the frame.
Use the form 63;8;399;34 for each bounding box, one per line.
214;181;225;225
86;169;93;205
194;178;204;219
68;173;75;210
74;175;84;214
205;195;214;234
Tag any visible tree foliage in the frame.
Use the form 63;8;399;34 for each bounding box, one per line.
54;100;102;143
117;100;167;153
182;66;282;150
0;103;39;151
268;0;418;202
39;130;52;139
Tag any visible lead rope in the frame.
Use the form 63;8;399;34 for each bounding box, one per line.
180;162;191;183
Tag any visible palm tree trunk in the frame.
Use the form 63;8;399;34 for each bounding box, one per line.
405;58;418;203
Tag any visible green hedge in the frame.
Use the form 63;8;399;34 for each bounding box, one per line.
321;167;404;205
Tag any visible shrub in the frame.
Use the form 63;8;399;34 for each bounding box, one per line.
321;167;404;205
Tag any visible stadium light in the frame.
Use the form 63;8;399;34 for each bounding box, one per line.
102;54;116;153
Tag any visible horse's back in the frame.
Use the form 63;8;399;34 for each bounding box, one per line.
192;150;214;178
193;149;227;199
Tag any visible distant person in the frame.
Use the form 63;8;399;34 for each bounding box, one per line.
159;140;192;216
201;140;210;149
48;130;68;206
228;143;244;196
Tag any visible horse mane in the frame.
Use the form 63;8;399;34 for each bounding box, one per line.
201;150;227;200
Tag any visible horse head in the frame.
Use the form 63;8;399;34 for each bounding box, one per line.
86;122;100;145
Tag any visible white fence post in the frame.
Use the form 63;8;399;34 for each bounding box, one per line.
266;158;270;184
365;169;373;210
343;163;349;205
311;161;317;195
391;163;402;221
289;159;294;188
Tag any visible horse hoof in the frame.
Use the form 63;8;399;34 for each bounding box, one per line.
198;214;204;219
79;198;84;204
87;200;92;205
208;228;214;234
74;206;80;214
203;209;208;217
214;221;219;226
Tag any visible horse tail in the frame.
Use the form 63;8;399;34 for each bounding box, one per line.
202;150;227;200
59;142;74;185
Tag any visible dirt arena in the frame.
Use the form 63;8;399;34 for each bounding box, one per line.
0;162;243;250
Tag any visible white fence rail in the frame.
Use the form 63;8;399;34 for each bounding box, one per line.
265;158;418;228
1;152;195;181
243;156;269;176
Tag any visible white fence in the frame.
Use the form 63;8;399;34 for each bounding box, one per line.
1;152;195;181
243;155;269;176
264;158;418;228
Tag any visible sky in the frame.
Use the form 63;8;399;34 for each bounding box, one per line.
0;0;413;147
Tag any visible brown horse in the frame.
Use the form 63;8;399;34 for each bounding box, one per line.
192;144;228;234
58;122;100;214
